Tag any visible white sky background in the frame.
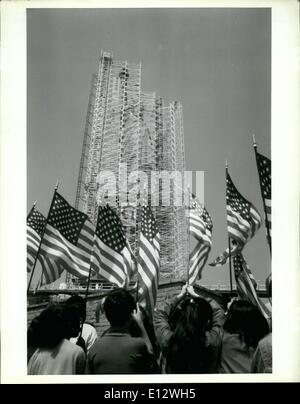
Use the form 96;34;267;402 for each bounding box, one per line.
27;7;271;287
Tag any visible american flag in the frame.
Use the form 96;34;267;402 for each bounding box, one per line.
91;205;133;287
188;195;213;284
209;171;261;266
209;239;241;267
233;253;271;320
39;254;64;285
256;152;271;242
137;206;160;317
27;207;46;272
40;192;95;281
226;171;261;244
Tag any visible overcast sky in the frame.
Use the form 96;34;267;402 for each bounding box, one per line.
27;8;271;287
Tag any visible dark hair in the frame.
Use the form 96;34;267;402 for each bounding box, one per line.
61;303;82;339
30;303;81;349
27;316;40;362
32;304;66;348
27;316;40;348
266;274;272;298
165;297;213;373
104;288;136;327
65;295;86;322
223;300;269;348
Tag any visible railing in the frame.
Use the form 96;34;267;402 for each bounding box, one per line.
28;280;269;300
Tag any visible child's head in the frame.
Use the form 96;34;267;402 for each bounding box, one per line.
224;300;269;347
104;288;136;328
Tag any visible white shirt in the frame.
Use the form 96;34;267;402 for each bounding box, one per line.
70;323;98;353
28;339;86;375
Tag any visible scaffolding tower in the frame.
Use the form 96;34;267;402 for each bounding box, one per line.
69;51;188;285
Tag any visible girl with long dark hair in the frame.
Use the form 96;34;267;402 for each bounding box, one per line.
154;285;224;373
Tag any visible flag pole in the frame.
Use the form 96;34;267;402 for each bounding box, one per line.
79;229;96;339
84;239;94;308
27;182;59;293
135;194;140;302
135;272;139;303
228;235;233;296
252;134;272;256
225;162;233;296
79;204;100;338
186;185;191;286
135;183;146;302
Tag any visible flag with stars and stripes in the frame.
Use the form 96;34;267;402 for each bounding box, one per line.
233;253;271;320
91;205;133;287
226;171;261;244
209;239;242;267
39;192;95;282
188;194;213;284
209;171;262;266
256;152;271;243
27;207;46;272
137;206;160;318
39;254;64;285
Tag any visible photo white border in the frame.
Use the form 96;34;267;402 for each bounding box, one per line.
1;0;299;383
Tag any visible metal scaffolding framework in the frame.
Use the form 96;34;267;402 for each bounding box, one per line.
70;51;188;284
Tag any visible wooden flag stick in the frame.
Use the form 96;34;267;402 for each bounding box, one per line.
79;205;102;337
252;134;272;256
83;243;94;312
135;277;139;302
27;182;59;293
78;235;96;340
228;235;233;296
225;162;233;296
186;185;191;285
135;183;147;301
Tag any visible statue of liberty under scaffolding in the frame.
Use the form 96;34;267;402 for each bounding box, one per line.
68;50;189;289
